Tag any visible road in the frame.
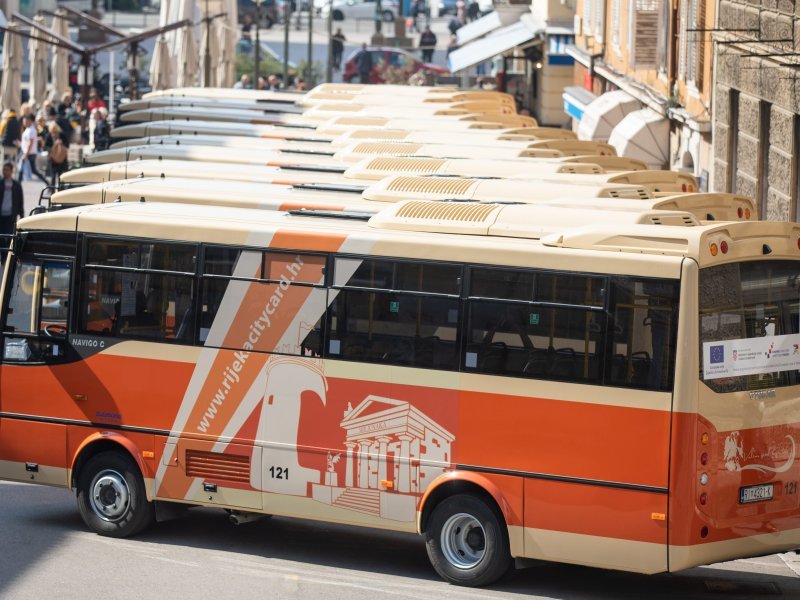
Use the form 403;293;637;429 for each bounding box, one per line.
1;480;799;600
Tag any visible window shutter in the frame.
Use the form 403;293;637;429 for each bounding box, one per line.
631;0;660;69
594;0;605;42
678;0;689;79
611;0;621;50
694;0;706;88
584;0;593;36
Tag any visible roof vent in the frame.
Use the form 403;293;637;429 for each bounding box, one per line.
386;176;475;196
369;200;500;234
348;130;409;140
352;142;424;155
364;157;446;173
395;201;497;222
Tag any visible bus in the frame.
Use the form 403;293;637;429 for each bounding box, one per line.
3;200;800;587
46;176;755;223
58;157;605;187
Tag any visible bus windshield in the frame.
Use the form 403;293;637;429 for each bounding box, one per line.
700;260;800;392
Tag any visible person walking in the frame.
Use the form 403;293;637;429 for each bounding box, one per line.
0;162;24;248
0;108;21;171
419;26;437;63
332;29;346;71
17;115;49;186
44;122;69;187
355;43;373;84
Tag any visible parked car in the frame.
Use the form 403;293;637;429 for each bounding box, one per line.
343;47;448;84
238;0;280;28
437;0;458;15
321;0;400;22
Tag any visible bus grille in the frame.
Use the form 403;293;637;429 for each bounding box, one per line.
352;142;423;155
387;176;475;196
365;157;446;173
396;201;497;222
185;450;251;483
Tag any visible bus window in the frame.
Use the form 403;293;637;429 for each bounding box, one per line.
3;258;71;362
607;277;679;391
80;269;196;344
328;257;461;369
465;268;604;382
203;246;262;278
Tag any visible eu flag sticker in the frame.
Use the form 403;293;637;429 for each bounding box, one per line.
709;345;725;364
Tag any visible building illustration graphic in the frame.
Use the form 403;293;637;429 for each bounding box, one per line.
312;395;455;523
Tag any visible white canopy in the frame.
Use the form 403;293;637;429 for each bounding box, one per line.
577;90;640;142
28;15;49;108
176;24;199;89
608;108;670;170
49;10;71;102
0;23;23;112
149;36;173;92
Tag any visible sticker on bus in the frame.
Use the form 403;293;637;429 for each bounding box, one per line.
703;333;800;380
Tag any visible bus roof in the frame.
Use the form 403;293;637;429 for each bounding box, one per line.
49;176;753;223
19;201;798;270
330;127;577;147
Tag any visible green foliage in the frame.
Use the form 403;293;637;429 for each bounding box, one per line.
295;59;324;87
109;0;143;12
235;50;284;81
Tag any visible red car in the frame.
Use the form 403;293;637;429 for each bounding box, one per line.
343;47;449;84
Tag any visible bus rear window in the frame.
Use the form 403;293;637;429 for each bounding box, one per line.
700;260;800;392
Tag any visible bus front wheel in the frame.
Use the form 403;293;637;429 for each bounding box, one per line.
425;494;513;586
77;451;154;538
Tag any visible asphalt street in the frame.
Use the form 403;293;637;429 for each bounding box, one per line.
1;480;799;600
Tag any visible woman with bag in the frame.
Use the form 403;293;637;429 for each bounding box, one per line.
44;123;69;187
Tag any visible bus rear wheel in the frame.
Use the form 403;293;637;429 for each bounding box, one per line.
425;494;513;586
77;451;154;538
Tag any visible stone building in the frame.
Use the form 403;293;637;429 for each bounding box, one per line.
712;1;800;220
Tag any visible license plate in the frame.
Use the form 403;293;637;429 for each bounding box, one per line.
740;483;774;504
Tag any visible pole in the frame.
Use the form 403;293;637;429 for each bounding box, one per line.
109;50;115;117
254;0;261;84
375;0;382;34
282;3;291;84
204;0;211;86
306;4;313;85
129;41;139;100
325;0;333;82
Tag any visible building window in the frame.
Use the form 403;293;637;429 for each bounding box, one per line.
611;0;621;51
656;0;670;74
583;0;594;36
727;89;739;193
629;0;661;69
594;0;605;42
686;0;706;88
758;101;771;219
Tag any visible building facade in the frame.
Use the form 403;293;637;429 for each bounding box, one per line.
713;0;800;221
566;0;714;179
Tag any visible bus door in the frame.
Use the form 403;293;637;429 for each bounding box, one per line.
0;234;74;485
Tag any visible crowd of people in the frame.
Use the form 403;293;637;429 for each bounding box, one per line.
0;88;113;240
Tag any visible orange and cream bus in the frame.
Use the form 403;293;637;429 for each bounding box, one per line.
3;200;800;586
46;177;755;223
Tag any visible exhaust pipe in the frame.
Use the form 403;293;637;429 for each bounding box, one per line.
228;511;268;525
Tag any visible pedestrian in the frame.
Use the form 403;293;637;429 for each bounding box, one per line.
410;0;420;33
332;28;346;71
419;26;437;63
233;74;253;89
0;162;24;248
241;15;254;41
467;0;479;21
268;74;281;89
0;108;21;169
55;105;72;147
355;43;373;84
256;76;268;90
17;115;48;186
93;107;111;152
44;122;69;187
448;15;463;35
87;88;106;112
446;34;458;58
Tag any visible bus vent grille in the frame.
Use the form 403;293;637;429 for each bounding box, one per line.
185;450;251;484
387;176;475;196
607;187;650;200
648;214;697;227
365;157;446;173
352;142;423;155
350;130;409;140
332;116;385;126
395;201;497;222
315;103;362;112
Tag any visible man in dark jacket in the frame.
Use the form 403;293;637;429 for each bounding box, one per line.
419;27;437;63
0;162;24;247
0;109;21;168
355;43;373;84
332;29;346;71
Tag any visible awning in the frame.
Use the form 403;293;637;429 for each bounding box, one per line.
448;20;539;73
456;11;503;46
608;109;670;169
562;86;596;121
577;90;640;142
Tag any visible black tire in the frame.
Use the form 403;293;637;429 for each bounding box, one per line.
333;9;344;20
77;451;154;538
425;494;513;587
382;9;395;21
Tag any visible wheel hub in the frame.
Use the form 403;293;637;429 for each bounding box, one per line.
440;512;486;569
90;470;130;522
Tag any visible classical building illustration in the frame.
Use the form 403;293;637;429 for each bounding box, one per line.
312;395;455;522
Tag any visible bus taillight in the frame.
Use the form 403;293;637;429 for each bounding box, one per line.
699;492;708;505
